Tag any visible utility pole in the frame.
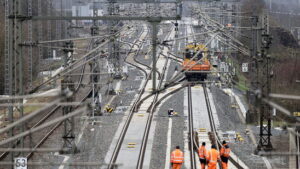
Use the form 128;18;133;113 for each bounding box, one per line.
60;77;78;154
108;0;121;78
28;0;33;89
151;21;158;91
91;0;99;36
47;0;52;58
257;10;273;151
5;0;25;167
38;0;43;81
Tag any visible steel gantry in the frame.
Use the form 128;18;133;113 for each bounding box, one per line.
257;11;273;151
108;0;122;78
4;0;26;166
61;77;78;154
38;0;43;79
27;0;33;88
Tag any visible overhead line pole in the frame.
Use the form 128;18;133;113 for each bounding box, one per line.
27;0;33;89
257;10;273;151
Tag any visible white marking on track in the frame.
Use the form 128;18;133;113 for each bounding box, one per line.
164;118;173;169
262;157;272;169
183;89;191;169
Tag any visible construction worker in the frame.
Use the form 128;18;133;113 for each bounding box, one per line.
206;145;220;169
171;146;184;169
220;141;231;169
198;142;207;169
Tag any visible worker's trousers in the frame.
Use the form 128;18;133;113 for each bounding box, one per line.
172;163;182;169
222;161;228;169
200;158;206;169
208;163;217;169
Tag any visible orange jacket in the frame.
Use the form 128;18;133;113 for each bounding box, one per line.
198;146;207;159
220;146;231;158
171;149;184;164
206;149;220;165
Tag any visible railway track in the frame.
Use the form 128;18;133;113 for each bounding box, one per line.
136;40;172;169
187;85;197;169
123;25;164;81
107;24;178;169
107;24;153;169
202;84;245;169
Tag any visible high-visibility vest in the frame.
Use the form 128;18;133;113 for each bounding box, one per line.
171;149;184;164
198;146;207;159
220;145;231;158
207;149;219;165
223;148;231;158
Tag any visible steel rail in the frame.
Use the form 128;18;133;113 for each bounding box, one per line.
187;85;197;169
134;25;174;111
123;27;149;75
136;26;176;168
107;25;152;169
203;84;223;169
136;83;187;169
123;28;163;81
202;84;244;169
108;25;173;169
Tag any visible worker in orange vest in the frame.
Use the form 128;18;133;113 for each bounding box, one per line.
220;141;231;169
171;146;184;169
198;142;207;169
206;144;220;169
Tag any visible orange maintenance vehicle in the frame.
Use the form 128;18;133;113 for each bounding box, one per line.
182;44;211;81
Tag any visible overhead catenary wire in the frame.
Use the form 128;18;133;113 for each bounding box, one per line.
37;34;111;44
0;106;87;146
36;45;90;52
196;7;251;55
0;102;83;107
0;99;61;135
30;24;130;93
269;93;300;100
0;89;60;100
30;42;108;93
36;22;129;44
